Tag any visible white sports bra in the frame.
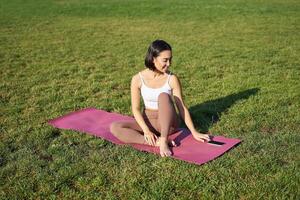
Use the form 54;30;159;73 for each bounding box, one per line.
139;72;172;110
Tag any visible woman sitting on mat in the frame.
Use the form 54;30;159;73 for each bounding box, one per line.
110;39;210;157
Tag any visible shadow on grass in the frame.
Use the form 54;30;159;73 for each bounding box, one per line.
185;88;260;132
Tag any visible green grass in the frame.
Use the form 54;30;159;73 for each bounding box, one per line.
0;0;299;199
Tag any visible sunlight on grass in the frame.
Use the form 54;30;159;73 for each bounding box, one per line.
0;0;299;199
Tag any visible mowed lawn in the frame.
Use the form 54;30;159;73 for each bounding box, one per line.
0;0;299;199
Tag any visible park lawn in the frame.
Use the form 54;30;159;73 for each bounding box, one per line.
0;0;299;199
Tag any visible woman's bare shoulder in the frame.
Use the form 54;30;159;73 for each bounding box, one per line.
131;71;144;88
169;72;183;90
169;72;180;87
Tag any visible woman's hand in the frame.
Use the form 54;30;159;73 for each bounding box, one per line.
143;130;158;146
192;131;210;142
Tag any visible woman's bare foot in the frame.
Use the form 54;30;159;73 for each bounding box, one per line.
154;137;175;157
159;140;172;157
155;137;176;147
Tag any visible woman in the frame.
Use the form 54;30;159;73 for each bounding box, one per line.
110;40;210;157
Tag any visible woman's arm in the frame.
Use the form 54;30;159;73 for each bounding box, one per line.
171;75;210;142
131;75;157;145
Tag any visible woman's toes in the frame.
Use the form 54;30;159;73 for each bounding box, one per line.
159;141;172;157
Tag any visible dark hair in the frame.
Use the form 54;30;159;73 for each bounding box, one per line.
144;40;172;70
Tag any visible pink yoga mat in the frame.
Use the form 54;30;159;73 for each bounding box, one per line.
48;108;241;165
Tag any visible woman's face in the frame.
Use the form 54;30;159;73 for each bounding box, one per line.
153;50;172;73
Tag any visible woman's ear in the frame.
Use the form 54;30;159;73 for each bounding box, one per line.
152;57;157;65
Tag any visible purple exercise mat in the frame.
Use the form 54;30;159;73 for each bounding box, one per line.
48;108;241;165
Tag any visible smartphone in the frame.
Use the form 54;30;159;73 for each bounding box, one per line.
208;140;225;146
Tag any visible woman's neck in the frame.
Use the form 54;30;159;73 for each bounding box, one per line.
148;68;166;78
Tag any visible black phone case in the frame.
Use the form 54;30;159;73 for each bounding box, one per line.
208;140;225;146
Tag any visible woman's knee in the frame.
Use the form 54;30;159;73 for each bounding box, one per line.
158;92;171;102
110;122;123;135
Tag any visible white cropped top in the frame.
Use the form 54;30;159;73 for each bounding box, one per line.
139;72;172;110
